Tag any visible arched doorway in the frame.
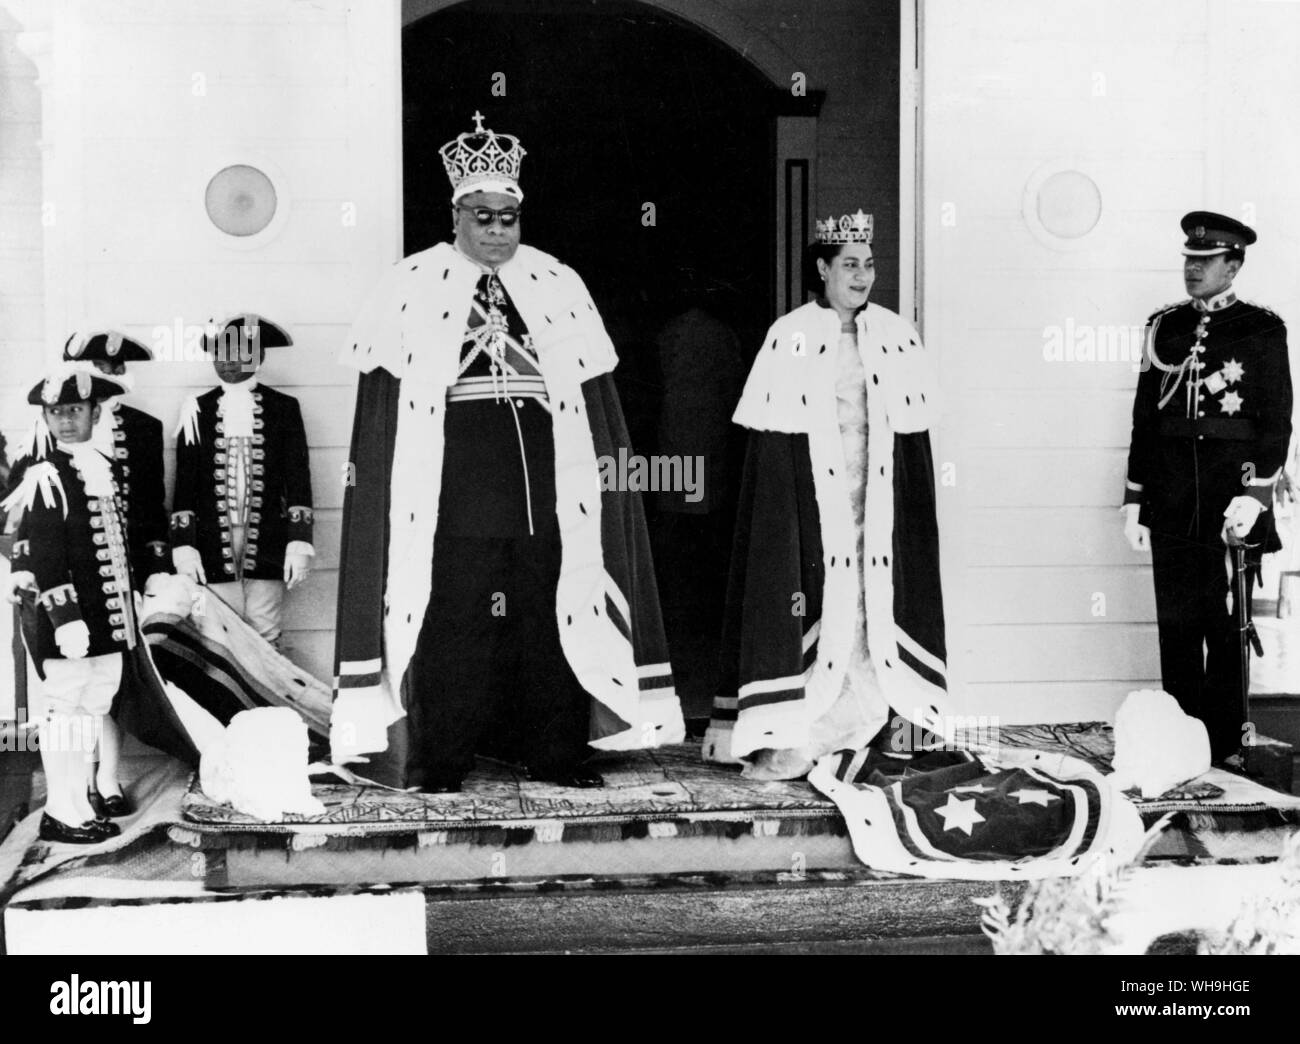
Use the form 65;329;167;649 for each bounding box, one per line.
402;0;797;717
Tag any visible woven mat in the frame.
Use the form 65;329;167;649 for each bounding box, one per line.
0;756;193;911
181;743;834;835
4;729;1296;910
960;723;1300;814
180;723;1300;836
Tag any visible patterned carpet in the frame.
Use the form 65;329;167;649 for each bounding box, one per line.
3;728;1297;905
959;722;1300;813
178;723;1300;835
181;744;834;834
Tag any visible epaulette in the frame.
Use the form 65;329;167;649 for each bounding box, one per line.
0;459;67;518
21;416;53;460
1239;299;1285;324
1146;300;1187;324
174;394;202;445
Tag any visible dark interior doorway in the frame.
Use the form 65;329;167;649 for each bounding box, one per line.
403;0;779;718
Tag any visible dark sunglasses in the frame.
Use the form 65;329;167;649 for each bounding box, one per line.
456;204;521;227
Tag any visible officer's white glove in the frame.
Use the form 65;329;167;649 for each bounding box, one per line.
54;620;90;659
1278;469;1297;510
1223;496;1264;542
283;552;311;590
172;546;206;586
6;570;37;605
1122;503;1150;553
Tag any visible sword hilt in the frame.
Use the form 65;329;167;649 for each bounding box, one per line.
1247;622;1264;658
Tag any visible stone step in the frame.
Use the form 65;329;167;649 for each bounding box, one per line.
420;869;1018;953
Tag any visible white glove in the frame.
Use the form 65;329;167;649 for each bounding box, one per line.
1222;496;1264;542
1277;469;1296;510
54;620;90;659
283;552;311;590
6;570;37;605
172;546;206;586
1122;503;1150;553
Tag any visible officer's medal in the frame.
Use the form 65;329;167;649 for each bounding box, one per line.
1204;357;1243;400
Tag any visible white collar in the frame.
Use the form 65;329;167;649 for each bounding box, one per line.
1193;288;1237;313
56;439;116;496
90;403;117;455
218;377;259;438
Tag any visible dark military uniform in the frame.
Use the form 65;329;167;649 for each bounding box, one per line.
170;383;314;582
405;270;591;787
9;326;171;582
439;271;555;536
8;405;169;581
102;403;169;581
11;450;137;674
1124;289;1293;758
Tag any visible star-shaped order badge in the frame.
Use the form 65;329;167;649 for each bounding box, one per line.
1220;390;1244;416
1007;788;1060;807
933;793;986;836
1221;358;1244;384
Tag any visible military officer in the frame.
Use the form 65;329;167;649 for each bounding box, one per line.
1122;211;1293;763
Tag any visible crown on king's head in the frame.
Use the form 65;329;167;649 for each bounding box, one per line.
816;209;874;246
439;111;527;204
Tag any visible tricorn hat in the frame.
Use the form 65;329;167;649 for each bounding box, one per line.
202;313;293;363
28;362;130;406
63;329;154;364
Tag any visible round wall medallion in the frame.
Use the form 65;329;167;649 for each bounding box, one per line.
1022;160;1104;251
205;164;278;237
1036;170;1102;239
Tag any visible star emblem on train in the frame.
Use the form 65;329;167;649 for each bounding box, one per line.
933;794;986;836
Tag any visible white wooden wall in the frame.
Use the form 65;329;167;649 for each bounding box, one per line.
923;0;1300;723
1;0;900;692
1;0;401;685
8;0;1294;716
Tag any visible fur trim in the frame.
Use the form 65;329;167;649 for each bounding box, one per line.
733;302;938;436
726;302;951;758
335;243;665;753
